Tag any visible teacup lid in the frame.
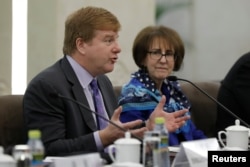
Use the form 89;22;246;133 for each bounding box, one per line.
0;146;15;163
114;132;141;145
226;119;249;131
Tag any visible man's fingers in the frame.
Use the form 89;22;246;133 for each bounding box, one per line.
130;127;146;133
123;120;143;130
130;127;147;140
112;106;122;121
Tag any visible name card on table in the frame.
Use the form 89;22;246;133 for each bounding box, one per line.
45;152;102;167
172;138;220;167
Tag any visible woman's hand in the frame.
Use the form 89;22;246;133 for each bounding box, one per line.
147;95;190;132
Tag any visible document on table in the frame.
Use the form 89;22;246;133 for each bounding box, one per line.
172;138;220;167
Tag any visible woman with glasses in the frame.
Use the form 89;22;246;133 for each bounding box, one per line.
118;25;206;146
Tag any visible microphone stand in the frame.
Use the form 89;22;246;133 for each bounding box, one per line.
175;77;250;128
54;93;142;141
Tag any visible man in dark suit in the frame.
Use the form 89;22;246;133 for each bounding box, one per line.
23;6;190;161
216;51;250;132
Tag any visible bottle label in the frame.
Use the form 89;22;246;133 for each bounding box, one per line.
160;136;169;152
31;153;44;165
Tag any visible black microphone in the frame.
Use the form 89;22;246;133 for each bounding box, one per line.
50;92;143;141
167;76;250;128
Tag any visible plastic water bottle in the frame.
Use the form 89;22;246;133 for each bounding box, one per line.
153;117;170;167
27;130;44;166
142;131;160;167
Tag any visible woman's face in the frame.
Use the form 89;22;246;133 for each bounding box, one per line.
143;38;175;83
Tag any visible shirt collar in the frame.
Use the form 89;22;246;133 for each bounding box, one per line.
66;55;93;88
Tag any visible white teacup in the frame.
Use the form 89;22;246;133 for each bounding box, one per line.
0;146;16;167
108;132;141;164
218;119;249;150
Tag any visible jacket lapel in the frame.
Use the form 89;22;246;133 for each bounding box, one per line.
72;85;97;131
61;57;97;131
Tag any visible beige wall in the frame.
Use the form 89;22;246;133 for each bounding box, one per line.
0;0;12;95
156;0;250;81
27;0;58;81
1;0;250;95
0;0;154;95
27;0;154;88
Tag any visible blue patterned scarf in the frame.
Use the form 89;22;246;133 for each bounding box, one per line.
119;69;191;133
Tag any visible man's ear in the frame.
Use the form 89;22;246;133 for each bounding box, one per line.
76;37;86;54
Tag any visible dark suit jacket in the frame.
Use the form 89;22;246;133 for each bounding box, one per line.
23;56;118;158
216;51;250;132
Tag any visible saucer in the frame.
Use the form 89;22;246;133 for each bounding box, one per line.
111;162;143;167
222;147;246;151
169;146;180;152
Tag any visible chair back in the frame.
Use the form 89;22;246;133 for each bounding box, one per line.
0;95;25;154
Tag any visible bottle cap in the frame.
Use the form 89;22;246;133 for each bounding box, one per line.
155;117;165;124
28;129;41;139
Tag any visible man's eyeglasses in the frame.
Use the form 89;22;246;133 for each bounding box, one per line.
147;50;175;60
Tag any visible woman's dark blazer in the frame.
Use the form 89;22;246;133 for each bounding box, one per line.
23;56;118;157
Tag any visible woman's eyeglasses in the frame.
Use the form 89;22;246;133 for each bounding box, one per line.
147;50;176;60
